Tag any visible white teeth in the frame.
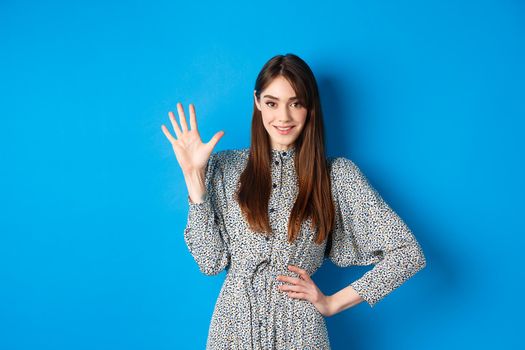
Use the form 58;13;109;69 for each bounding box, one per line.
276;126;292;130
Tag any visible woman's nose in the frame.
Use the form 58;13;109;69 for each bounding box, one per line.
277;110;293;121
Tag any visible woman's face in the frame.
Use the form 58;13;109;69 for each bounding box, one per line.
254;75;308;151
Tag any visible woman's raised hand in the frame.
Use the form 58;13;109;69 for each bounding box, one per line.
161;102;224;175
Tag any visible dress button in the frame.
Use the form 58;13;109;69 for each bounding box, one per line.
282;152;287;156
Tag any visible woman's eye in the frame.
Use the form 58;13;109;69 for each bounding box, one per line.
265;101;302;108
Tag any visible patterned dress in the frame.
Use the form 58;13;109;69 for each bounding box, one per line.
183;145;426;349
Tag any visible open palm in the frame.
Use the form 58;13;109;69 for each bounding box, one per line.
161;102;224;174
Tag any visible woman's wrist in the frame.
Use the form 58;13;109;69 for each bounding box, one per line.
183;168;206;204
328;285;364;315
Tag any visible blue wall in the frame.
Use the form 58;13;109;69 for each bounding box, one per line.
1;0;523;349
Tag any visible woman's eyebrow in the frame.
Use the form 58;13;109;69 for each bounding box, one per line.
262;94;298;101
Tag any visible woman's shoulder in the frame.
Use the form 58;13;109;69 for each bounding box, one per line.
327;155;360;176
327;155;374;194
213;147;249;160
211;147;249;171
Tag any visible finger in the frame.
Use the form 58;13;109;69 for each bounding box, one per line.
286;291;307;300
207;130;225;150
168;111;182;139
277;275;304;286
279;283;307;293
189;103;198;131
288;265;311;281
177;102;189;132
161;124;176;144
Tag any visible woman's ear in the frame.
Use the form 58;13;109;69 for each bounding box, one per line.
254;90;261;111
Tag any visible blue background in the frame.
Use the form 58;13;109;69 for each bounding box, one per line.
1;0;523;349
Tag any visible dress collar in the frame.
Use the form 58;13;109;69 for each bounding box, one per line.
271;145;296;160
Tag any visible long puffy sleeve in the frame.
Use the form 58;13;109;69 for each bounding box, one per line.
183;152;231;276
327;157;426;307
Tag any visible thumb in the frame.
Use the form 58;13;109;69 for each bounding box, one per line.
207;130;225;150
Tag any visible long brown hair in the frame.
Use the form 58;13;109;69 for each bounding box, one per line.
235;53;335;245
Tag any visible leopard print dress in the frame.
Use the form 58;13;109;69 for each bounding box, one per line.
183;145;426;349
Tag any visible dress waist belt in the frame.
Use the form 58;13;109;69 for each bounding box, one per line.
225;259;298;350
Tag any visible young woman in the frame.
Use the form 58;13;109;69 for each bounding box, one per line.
161;53;427;349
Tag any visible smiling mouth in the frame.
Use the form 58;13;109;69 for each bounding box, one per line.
274;126;294;131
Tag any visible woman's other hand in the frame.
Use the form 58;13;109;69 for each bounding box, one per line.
277;265;337;317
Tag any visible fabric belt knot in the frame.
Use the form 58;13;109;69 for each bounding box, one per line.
226;259;293;349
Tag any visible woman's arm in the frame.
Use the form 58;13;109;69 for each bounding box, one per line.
161;103;229;276
327;285;364;315
326;157;427;309
183;152;231;276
